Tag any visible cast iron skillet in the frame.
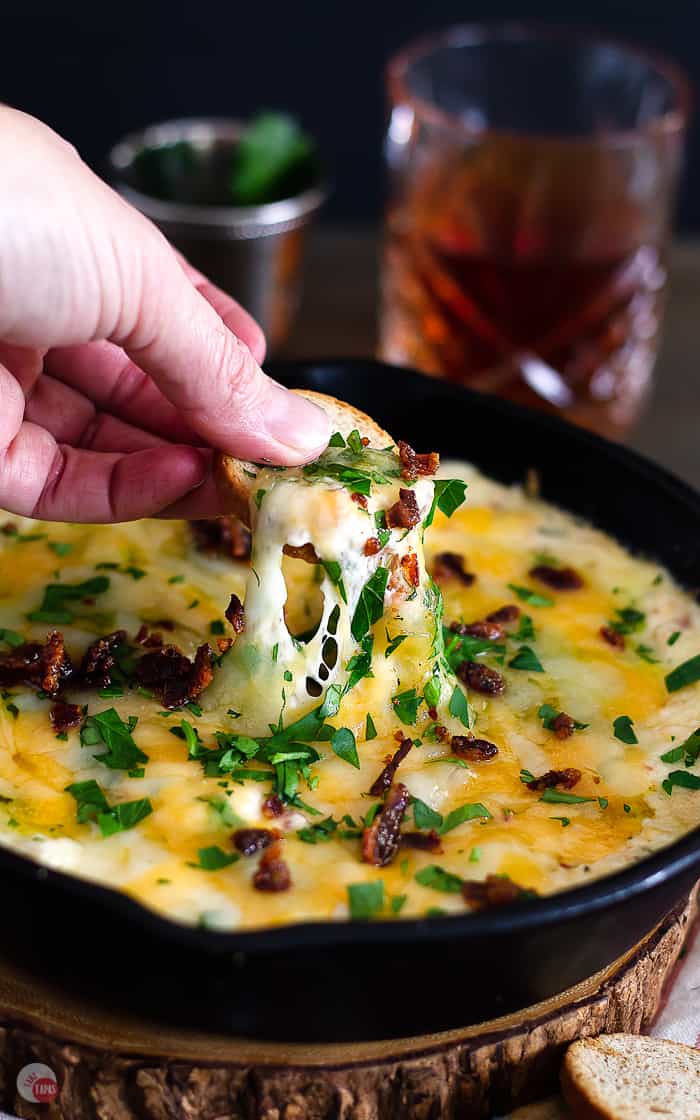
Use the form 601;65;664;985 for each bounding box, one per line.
1;359;699;1042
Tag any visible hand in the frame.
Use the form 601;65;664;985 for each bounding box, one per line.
0;108;330;523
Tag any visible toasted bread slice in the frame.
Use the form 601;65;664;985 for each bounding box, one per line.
561;1033;700;1119
215;390;393;525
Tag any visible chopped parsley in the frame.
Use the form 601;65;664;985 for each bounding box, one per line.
365;712;377;740
346;634;374;690
667;631;682;647
635;644;659;664
538;703;587;731
540;789;596;805
297;816;338;844
613;715;638;745
551;816;571;827
330;726;360;768
660;728;700;766
507;584;554;607
65;780;152;836
254;489;266;509
351;567;389;642
513;614;535;641
439;802;491;834
385;629;408;658
665;654;700;694
0;629;23;648
322;559;347;603
609;606;646;635
210;620;226;635
190;846;239;870
48;541;73;557
347;880;384;919
448;684;470;728
27;575;110;625
423;479;468;528
392;687;422;725
662;770;700;795
415;865;463;893
412;797;442;830
80;709;148;774
508;646;544;672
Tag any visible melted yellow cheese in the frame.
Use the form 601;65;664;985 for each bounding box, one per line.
0;461;698;931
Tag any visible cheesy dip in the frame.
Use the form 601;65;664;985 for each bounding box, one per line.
0;431;699;931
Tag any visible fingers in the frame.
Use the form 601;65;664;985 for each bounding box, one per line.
0;362;209;522
177;256;266;365
115;239;330;465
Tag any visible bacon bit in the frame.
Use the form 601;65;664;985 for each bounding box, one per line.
462;874;534;911
225;594;245;634
233;828;279;857
432;552;475;586
457;660;505;696
351;492;368;509
154;619;176;632
0;631;73;697
526;768;582;792
551;712;576;740
600;625;625;650
400;829;443;853
450;619;505;641
369;736;413;797
133;642;214;709
362;782;410;867
400;552;420;588
364;536;381;556
434;724;449;742
49;700;83;734
40;631;74;696
529;564;584;590
80;629;128;687
135;624;164;648
283;542;320;564
1;523;17;535
361;436;370;447
451;735;498;761
397;440;440;481
217;637;233;654
487;604;520;624
387;488;421;530
189;517;251;561
262;795;284;819
253;842;291;892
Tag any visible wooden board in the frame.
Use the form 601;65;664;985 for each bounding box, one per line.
0;890;695;1120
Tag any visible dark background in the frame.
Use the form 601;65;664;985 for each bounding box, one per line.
4;0;700;229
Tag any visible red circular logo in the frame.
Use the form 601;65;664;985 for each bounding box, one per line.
16;1063;59;1103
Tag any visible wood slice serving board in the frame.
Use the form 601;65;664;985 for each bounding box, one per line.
0;891;695;1120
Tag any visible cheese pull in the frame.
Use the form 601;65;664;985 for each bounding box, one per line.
207;392;447;735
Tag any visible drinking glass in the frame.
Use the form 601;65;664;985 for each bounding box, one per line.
380;26;690;437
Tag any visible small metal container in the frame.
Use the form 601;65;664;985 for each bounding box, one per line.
107;118;326;352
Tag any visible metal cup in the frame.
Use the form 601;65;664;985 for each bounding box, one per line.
107;118;326;352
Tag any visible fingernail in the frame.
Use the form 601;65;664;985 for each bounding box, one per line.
263;385;331;457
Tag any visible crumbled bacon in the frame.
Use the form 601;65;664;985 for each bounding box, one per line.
400;552;420;588
450;735;499;761
351;492;368;509
457;661;505;696
190;517;251;561
80;629;127;687
432;552;475;586
133;642;214;709
526;767;582;792
362;782;410;867
397;440;440;481
283;543;320;564
253;841;291;892
217;638;233;654
529;565;584;590
49;700;83;734
387;488;421;530
369;735;413;797
364;537;381;556
450;619;505;641
551;712;576;740
225;594;245;634
135;624;164;648
233;828;279;857
601;625;625;650
262;795;284;819
400;829;442;853
487;604;520;624
0;631;73;697
462;874;533;911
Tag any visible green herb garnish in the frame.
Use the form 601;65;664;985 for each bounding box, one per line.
507;584;554;607
508;646;544;672
415;865;463;893
666;655;700;693
347;880;384;920
613;715;638;745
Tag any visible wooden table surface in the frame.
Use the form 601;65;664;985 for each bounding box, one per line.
281;228;700;491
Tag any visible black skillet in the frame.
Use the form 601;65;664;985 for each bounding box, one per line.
1;359;699;1042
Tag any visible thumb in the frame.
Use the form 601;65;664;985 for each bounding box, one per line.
114;235;330;465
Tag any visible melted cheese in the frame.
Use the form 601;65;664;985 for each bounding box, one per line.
0;461;698;931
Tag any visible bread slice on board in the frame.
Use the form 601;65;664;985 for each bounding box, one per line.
561;1033;700;1119
215;389;393;526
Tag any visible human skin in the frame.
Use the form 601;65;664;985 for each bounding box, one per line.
0;107;331;523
